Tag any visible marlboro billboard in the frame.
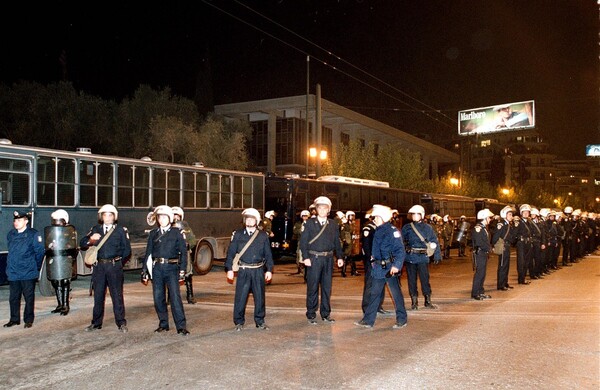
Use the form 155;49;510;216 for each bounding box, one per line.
586;145;600;157
458;100;535;136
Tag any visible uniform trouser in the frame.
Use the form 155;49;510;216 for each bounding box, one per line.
571;239;580;260
9;279;36;323
496;247;510;289
362;258;384;313
233;267;266;326
305;255;333;319
547;244;558;268
516;242;532;283
471;252;488;297
91;262;126;327
152;263;186;330
562;239;572;264
362;275;407;326
406;261;432;297
532;243;543;276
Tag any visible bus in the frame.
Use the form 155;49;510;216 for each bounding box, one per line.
265;175;424;257
0;140;264;283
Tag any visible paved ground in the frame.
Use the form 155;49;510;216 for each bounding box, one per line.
0;251;598;390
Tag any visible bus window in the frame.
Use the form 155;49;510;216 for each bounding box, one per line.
134;166;150;207
57;158;75;205
183;171;195;208
97;162;114;206
118;164;134;207
167;170;180;205
38;156;76;206
221;175;231;209
37;156;56;205
234;175;251;209
196;172;207;208
252;177;263;209
209;174;220;208
0;157;30;205
153;168;167;206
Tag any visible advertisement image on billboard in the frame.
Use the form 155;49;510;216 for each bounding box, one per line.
586;145;600;157
458;100;535;136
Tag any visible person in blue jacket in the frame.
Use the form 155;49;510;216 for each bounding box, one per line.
4;211;45;328
355;205;407;329
402;204;442;310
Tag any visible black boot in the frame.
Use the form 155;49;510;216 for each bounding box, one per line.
350;258;359;276
185;275;196;304
424;295;438;309
51;285;63;314
60;285;70;316
341;259;347;278
410;296;418;310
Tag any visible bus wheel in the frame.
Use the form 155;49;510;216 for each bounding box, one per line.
193;241;213;275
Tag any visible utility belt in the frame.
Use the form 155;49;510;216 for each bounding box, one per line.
308;250;333;257
407;247;427;254
239;259;266;269
373;258;392;269
153;257;179;264
97;257;121;264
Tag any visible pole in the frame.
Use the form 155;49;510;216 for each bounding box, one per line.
305;56;310;177
316;83;322;178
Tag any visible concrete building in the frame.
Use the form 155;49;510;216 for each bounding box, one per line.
215;93;459;179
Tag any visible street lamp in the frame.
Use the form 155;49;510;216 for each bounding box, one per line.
502;188;510;196
450;177;459;186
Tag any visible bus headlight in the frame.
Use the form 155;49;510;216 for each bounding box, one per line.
282;241;290;250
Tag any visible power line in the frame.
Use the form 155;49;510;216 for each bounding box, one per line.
201;0;456;129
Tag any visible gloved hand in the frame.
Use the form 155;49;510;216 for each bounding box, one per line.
433;258;441;265
265;271;272;282
178;270;185;283
141;270;149;285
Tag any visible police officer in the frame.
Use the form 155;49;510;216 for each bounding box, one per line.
529;208;546;279
456;215;470;257
291;210;310;277
442;215;454;259
514;204;533;285
225;208;274;331
4;211;44;328
45;209;78;315
142;205;189;335
171;206;197;304
494;206;515;291
260;210;275;238
341;210;359;277
360;209;388;314
543;209;560;271
355;205;407;329
80;204;131;333
299;196;344;325
402;205;442;310
471;209;493;300
561;206;575;266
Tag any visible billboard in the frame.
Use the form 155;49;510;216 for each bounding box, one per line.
458;100;535;136
586;145;600;157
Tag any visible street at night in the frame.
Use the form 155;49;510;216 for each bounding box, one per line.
1;251;598;389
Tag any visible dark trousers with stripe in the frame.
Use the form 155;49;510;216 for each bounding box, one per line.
91;261;126;327
305;255;333;319
233;267;266;326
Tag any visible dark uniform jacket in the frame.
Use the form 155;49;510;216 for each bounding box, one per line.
471;223;491;253
492;219;515;247
545;219;559;246
7;227;45;281
225;228;274;272
299;218;343;260
143;227;188;273
361;221;377;258
514;218;532;243
371;222;405;279
80;224;131;261
401;221;442;264
530;218;546;246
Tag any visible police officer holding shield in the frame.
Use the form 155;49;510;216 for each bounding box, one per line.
142;205;189;335
45;209;78;315
299;196;344;325
171;206;197;304
80;204;131;333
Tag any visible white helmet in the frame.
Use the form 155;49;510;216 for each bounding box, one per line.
98;204;118;220
564;206;573;214
365;208;373;219
408;205;425;217
443;214;450;222
300;210;310;217
51;209;69;224
264;210;275;219
500;206;514;219
171;206;184;220
346;210;355;219
572;209;581;216
242;208;261;222
371;204;393;223
154;205;174;223
477;208;494;220
460;215;466;220
530;208;540;217
539;208;550;218
336;211;345;219
519;204;531;214
313;196;332;208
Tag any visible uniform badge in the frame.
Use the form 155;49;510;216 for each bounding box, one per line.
393;231;401;238
497;223;503;230
230;231;236;241
474;226;482;233
363;230;369;237
37;235;42;243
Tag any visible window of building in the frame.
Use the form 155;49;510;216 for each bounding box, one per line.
341;132;350;146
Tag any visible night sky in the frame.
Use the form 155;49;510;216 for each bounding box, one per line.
1;0;598;159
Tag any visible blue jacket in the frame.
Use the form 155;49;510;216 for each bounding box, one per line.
7;227;45;281
225;228;274;272
371;222;405;279
401;221;442;264
143;227;188;273
80;224;131;261
299;218;344;260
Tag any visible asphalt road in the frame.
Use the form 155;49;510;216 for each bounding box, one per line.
0;250;598;390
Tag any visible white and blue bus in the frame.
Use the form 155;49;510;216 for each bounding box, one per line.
0;140;264;283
